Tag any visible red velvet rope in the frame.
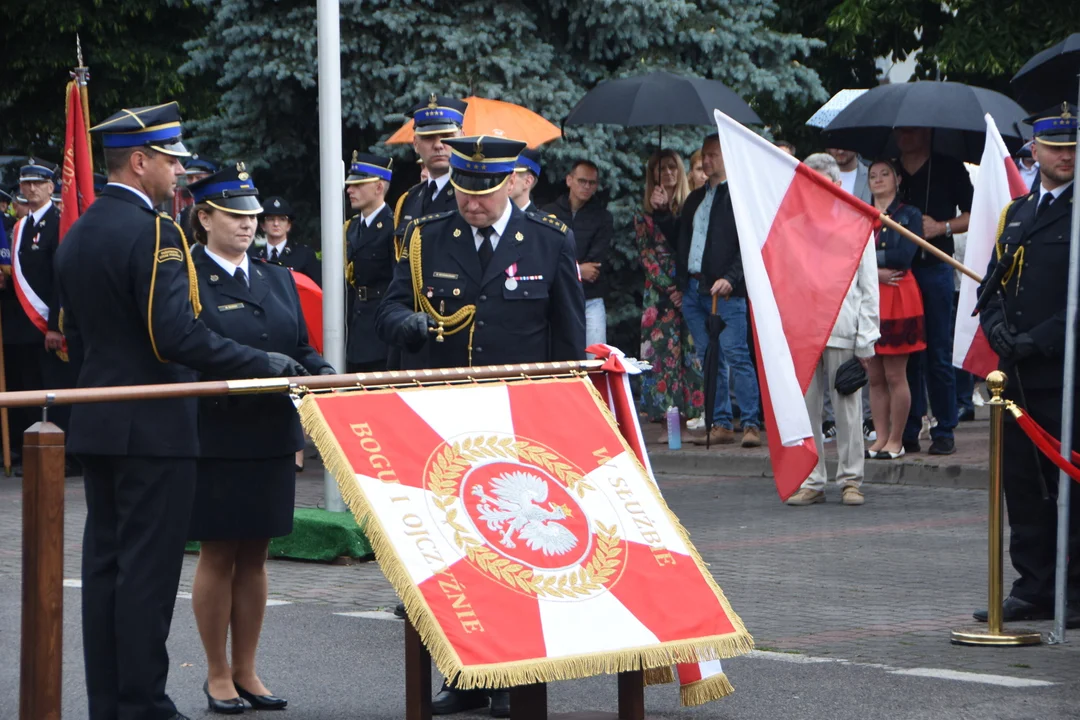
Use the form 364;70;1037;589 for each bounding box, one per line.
1013;409;1080;483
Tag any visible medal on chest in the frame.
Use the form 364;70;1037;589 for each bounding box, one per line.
505;263;518;291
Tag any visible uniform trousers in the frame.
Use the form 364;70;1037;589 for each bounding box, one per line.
80;455;197;720
1001;387;1080;607
2;343;75;461
802;347;864;491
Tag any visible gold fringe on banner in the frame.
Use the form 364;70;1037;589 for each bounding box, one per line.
643;665;675;686
680;672;735;706
297;380;754;693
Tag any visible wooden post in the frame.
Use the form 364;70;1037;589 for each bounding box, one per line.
404;619;432;720
617;671;645;720
19;421;65;720
509;683;547;720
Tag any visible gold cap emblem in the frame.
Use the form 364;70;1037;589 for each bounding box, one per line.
472;137;485;161
236;161;249;181
428;93;438;109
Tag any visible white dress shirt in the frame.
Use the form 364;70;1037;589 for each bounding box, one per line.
266;238;288;257
430;172;451;200
203;245;251;284
106;182;153;209
362;202;388;226
471;201;514;252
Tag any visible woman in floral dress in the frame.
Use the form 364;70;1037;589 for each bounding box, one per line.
634;150;703;436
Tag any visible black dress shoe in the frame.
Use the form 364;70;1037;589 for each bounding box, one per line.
204;681;244;715
902;439;920;454
973;595;1054;623
394;602;406;619
958;408;975;422
235;683;287;710
928;437;956;455
489;689;510;718
432;686;488;715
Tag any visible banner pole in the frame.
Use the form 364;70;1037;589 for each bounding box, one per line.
1051;73;1080;644
951;371;1041;646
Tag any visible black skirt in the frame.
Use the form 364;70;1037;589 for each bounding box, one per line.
188;455;296;541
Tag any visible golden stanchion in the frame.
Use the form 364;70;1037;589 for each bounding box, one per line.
951;371;1042;646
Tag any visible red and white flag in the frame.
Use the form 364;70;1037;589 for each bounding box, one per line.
300;377;752;699
952;114;1028;378
713;110;881;501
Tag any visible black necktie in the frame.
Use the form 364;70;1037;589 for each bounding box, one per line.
421;181;437;214
235;267;248;287
270;247;280;262
477;226;495;272
1036;192;1054;218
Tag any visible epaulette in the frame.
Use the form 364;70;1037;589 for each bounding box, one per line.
411;210;455;227
527;212;568;234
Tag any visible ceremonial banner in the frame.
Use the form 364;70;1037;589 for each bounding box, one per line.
60;78;95;239
300;377;752;696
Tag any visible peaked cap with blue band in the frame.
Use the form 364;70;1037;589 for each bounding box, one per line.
1025;102;1077;147
446;135;526;195
346;151;393;185
187;162;261;215
515;147;542;177
90;101;191;157
19;158;56;183
409;94;468;136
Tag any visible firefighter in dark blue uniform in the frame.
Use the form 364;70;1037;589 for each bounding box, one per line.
251;195;322;286
511;147;543;214
55;102;307;720
976;103;1079;626
376;136;585;718
392;94;469;253
344;151;395;372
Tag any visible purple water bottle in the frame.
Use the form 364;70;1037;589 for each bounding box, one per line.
666;406;682;450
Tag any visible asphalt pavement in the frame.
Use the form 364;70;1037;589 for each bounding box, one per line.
2;468;1080;718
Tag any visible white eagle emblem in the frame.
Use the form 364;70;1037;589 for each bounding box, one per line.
471;471;578;556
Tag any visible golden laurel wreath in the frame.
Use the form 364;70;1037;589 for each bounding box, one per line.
427;435;621;599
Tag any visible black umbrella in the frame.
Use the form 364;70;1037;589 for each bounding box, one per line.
821;81;1028;163
565;71;761;136
1011;33;1080;111
702;296;726;449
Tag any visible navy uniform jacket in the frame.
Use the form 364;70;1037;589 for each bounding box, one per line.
978;184;1076;390
251;240;322;287
2;203;60;344
393;179;458;245
376;205;586;368
345;204;395;364
192;247;331;458
55;185;272;457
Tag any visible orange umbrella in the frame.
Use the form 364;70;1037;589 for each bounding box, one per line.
384;96;561;148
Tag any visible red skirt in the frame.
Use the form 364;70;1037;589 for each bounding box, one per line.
876;272;927;355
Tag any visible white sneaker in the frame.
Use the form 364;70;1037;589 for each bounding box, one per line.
972;388;986;408
686;417;705;430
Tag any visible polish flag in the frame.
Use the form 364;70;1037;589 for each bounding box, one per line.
713;110;881;501
952;114;1029;378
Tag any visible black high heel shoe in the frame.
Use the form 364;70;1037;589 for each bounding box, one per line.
204;681;244;715
235;683;288;711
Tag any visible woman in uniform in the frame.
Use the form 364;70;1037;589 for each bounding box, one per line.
186;163;334;714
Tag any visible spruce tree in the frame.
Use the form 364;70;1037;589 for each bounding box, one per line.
182;0;825;350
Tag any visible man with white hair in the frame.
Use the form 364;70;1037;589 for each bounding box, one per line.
787;153;880;506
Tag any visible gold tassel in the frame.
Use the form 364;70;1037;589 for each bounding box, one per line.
644;665;674;686
407;223;476;338
296;385;755;692
680;672;735;706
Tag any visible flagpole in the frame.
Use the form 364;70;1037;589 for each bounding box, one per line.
878;213;982;282
74;35;90;147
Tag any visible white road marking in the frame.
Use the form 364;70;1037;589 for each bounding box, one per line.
745;650;1053;687
890;668;1054;688
65;580;290;606
335;611;399;620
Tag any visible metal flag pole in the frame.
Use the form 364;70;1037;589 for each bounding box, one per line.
315;0;347;512
1051;74;1080;644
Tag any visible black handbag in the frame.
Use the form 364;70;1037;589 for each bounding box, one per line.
834;356;868;396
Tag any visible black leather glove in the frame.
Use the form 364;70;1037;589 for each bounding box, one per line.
318;365;337;375
399;312;436;351
1011;332;1037;361
267;351;309;377
987;323;1016;359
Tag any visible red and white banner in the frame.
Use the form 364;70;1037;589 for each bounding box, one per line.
10;217;50;334
60;79;95;240
953;114;1029;378
301;376;751;698
713;110;881;501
